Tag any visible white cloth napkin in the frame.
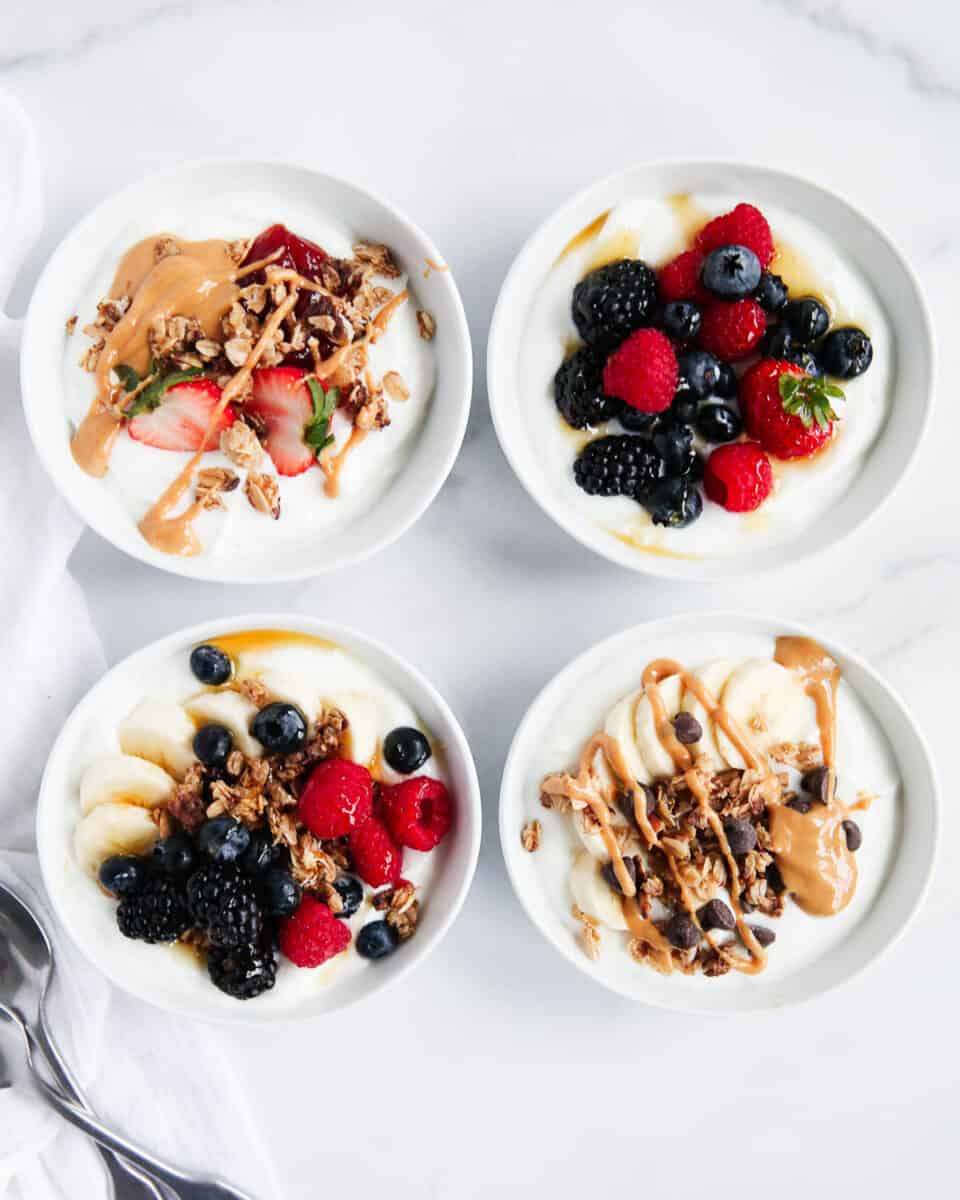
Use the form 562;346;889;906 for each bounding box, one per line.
0;90;281;1200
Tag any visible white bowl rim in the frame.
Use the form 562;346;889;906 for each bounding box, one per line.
37;611;483;1024
487;157;937;581
20;157;474;583
498;608;940;1012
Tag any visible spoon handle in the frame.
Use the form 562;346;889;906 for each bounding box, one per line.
35;1012;173;1200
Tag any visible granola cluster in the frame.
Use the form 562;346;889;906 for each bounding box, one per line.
544;763;790;977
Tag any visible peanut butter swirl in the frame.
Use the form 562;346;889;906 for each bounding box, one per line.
542;638;859;975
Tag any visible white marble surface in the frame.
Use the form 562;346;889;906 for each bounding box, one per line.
2;0;959;1196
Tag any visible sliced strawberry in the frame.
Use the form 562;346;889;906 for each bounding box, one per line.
240;224;327;285
127;379;234;452
246;367;316;476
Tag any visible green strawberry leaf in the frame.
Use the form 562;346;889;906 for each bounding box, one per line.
114;364;141;392
778;371;843;431
123;367;205;417
305;378;340;459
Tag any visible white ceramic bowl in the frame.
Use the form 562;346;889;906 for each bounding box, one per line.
487;161;934;579
20;160;472;582
37;614;482;1022
499;612;938;1012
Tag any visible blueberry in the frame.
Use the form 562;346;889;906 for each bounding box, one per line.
754;271;788;313
669;386;699;425
333;875;364;919
783;297;830;344
98;854;150;898
152;833;197;878
260;869;300;917
616;402;659;433
819;327;873;379
759;323;794;359
688;452;706;484
189;644;232;686
383;727;431;775
356;920;399;960
645;476;702;528
193;723;233;767
197;816;251;864
677;349;721;399
238;829;282;875
660;300;702;343
251;702;307;754
696;404;742;444
712;362;738;400
653;421;694;477
786;347;823;377
701;244;761;299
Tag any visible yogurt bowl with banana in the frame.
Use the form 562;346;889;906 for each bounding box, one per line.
500;613;938;1011
38;616;481;1021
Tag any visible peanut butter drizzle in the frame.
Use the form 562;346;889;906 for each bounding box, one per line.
320;427;368;498
71;237;242;478
768;802;856;916
774;636;841;770
622;897;674;973
138;290;299;556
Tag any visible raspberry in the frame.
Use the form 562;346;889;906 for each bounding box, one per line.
601;328;677;414
278;895;351;968
703;442;773;512
740;359;838;460
298;759;374;839
698;299;766;361
348;816;403;888
657;250;707;303
381;778;452;852
695;203;775;268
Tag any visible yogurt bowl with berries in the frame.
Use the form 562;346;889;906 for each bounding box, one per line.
36;615;481;1021
21;160;472;581
488;162;933;578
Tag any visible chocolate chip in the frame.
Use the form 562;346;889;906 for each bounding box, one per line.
617;785;656;828
801;766;834;804
665;911;700;950
749;924;776;948
724;818;757;856
671;712;703;745
842;819;862;852
697;898;735;932
787;796;811;814
766;862;785;894
601;856;638;895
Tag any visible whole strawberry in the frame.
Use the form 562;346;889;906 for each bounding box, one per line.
741;360;843;460
602;328;677;414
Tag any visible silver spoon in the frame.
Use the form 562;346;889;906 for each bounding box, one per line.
1;1001;254;1200
0;882;178;1198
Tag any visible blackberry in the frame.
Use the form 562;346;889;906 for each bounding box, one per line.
208;941;277;1000
553;347;617;429
117;876;190;944
186;863;263;949
571;259;658;350
573;436;663;500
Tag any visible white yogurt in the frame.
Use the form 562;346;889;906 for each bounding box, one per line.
61;632;449;1011
62;190;436;563
529;631;900;987
520;195;893;558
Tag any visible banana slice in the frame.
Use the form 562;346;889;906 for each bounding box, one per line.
253;670;323;732
679;660;738;771
325;690;380;767
184;691;262;758
74;802;159;877
570;851;628;931
79;754;176;815
604;692;652;784
118;699;196;779
717;658;819;767
633;674;684;780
